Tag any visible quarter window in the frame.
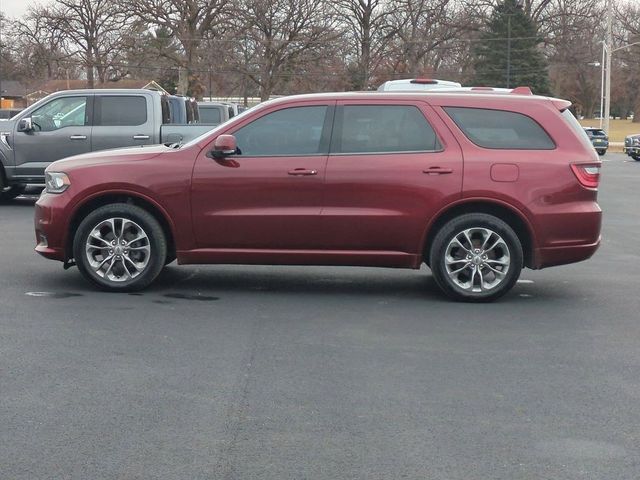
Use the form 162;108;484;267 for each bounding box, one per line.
31;96;88;132
95;96;147;126
444;107;555;150
233;106;328;156
332;105;441;154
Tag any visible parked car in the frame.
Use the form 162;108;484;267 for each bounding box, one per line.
34;88;602;302
198;102;234;125
0;89;216;200
0;108;23;120
623;134;640;161
377;78;462;91
583;127;609;155
165;95;200;124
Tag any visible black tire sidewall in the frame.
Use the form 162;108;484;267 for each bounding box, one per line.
429;213;523;302
73;203;167;291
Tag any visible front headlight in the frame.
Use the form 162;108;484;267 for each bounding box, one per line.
45;172;71;194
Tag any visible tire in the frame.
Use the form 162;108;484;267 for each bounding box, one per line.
633;155;640;161
73;203;167;291
597;150;606;156
0;184;26;201
429;213;523;302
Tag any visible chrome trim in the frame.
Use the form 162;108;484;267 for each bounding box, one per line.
0;132;11;150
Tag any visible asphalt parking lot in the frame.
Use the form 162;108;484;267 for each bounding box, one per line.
1;153;639;479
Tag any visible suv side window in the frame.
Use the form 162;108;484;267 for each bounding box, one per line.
444;107;555;150
95;96;147;126
31;96;88;132
332;105;441;154
233;106;329;156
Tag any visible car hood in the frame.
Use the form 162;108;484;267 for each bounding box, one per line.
48;144;175;171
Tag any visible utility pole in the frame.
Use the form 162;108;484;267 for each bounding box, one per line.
506;15;512;88
604;0;613;135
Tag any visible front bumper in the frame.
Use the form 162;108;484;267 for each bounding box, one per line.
34;192;68;262
623;146;639;156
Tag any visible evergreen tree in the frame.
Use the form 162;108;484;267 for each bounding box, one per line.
473;0;551;95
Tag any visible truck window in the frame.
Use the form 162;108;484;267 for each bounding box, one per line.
200;107;222;124
31;96;88;132
95;96;147;126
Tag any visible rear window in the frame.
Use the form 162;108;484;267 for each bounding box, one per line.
562;110;594;150
200;107;222;124
586;129;606;137
96;96;147;126
444;107;555;150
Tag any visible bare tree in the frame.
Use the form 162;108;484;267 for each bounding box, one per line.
386;0;462;78
11;6;70;82
234;0;341;100
334;0;396;89
46;0;130;87
124;0;230;96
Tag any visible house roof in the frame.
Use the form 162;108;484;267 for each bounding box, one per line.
0;80;28;98
37;79;169;95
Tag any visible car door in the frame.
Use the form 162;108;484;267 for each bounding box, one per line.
191;102;334;250
12;95;93;178
321;100;463;254
91;94;156;152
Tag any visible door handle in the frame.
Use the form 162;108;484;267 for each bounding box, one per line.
133;135;150;140
288;168;318;176
423;166;453;175
69;135;87;140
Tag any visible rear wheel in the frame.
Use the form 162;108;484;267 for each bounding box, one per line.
73;203;167;291
429;213;523;302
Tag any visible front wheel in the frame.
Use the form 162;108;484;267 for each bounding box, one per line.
429;213;523;302
597;150;606;156
73;203;167;291
0;184;26;201
633;155;640;161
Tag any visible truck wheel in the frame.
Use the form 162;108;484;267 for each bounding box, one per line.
429;213;523;302
0;185;26;201
73;203;167;291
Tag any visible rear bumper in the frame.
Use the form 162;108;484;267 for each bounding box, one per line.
534;237;600;269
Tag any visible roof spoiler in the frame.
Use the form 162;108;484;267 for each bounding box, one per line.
550;98;572;111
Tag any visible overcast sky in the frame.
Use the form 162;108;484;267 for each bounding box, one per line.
1;0;45;19
2;0;640;20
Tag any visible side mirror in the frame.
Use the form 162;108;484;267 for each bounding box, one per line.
17;117;34;132
209;134;237;159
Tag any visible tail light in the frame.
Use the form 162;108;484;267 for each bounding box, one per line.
571;163;601;189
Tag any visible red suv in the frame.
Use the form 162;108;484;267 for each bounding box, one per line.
34;89;602;301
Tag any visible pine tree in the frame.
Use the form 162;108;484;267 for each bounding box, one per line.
473;0;551;95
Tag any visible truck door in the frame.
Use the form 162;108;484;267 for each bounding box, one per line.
11;95;93;179
91;94;156;152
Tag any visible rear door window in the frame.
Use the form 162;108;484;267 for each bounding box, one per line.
331;105;441;154
444;107;555;150
95;96;147;126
